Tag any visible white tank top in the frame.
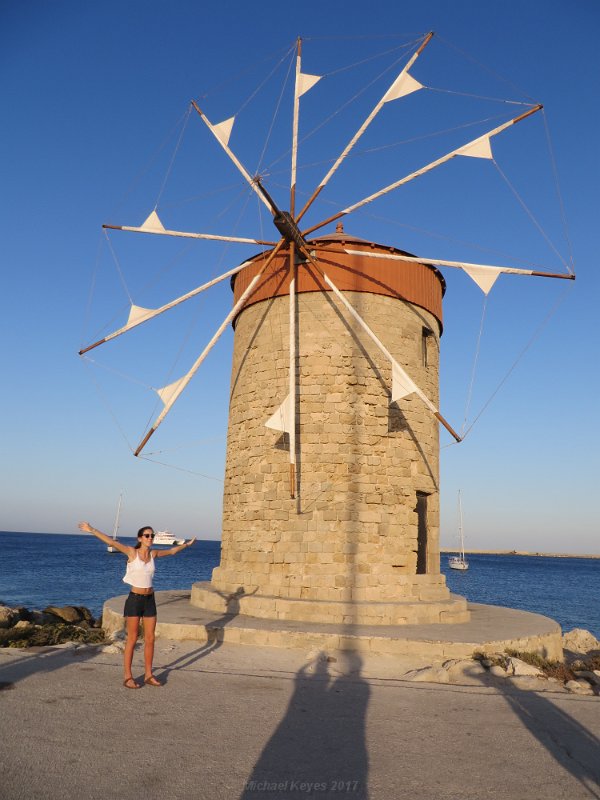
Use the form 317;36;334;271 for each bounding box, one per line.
123;552;156;589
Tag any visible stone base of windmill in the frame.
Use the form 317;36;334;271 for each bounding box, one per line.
101;592;563;663
190;576;470;626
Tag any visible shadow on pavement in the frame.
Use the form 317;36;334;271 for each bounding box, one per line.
239;651;370;800
0;644;101;688
157;587;247;682
484;673;600;796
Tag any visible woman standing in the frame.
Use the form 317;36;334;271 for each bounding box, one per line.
78;521;196;689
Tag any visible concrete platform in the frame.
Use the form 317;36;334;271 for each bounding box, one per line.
103;590;563;660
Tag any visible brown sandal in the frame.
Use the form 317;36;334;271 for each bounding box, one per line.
144;675;162;687
123;678;140;689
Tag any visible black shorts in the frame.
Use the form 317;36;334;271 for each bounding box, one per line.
123;591;157;618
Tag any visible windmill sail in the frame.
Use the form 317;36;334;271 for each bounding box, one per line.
265;394;292;433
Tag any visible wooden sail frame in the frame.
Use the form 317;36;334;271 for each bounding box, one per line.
80;33;575;493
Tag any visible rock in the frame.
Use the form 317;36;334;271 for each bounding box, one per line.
13;607;31;622
75;607;94;623
506;657;544;678
489;665;508;678
403;666;450;684
565;679;595;696
43;606;85;624
508;675;553;692
0;606;18;629
573;670;600;687
443;659;487;682
562;628;600;655
0;622;33;646
102;642;125;654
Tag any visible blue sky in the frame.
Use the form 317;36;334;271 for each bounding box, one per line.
1;0;598;553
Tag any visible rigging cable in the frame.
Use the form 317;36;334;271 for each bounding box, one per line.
443;280;575;446
137;454;224;483
255;45;296;174
105;229;134;305
426;87;533;106
435;34;537;104
154;105;192;210
461;295;488;437
266;40;426;174
542;109;575;273
228;43;296;120
493;160;571;272
80;232;104;350
81;358;135;454
195;42;295;104
109;107;193;220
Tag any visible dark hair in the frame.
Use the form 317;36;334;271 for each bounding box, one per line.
135;526;154;549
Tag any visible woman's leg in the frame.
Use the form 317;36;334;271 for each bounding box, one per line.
142;615;157;680
124;615;140;683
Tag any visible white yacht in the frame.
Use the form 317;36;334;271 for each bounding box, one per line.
153;530;185;546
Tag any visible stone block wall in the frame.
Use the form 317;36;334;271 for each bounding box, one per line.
209;282;452;612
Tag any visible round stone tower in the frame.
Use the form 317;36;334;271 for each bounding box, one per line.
191;227;469;625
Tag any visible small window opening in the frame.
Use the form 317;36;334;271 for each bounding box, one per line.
421;327;432;368
416;491;429;574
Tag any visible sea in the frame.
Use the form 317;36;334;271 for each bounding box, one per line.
1;532;598;637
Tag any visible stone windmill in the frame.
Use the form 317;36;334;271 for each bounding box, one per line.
80;33;574;629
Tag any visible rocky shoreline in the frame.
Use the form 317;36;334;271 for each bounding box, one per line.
397;628;600;696
0;602;106;648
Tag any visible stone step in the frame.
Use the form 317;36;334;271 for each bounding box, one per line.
190;581;468;625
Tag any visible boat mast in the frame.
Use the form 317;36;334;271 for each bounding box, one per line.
112;493;123;541
458;490;465;560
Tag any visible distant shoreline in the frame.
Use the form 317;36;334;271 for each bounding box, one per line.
441;549;600;559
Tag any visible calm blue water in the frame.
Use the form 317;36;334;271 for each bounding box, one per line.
1;532;598;636
0;531;220;619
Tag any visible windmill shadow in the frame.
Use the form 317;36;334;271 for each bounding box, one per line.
239;651;370;800
478;672;600;795
157;587;253;681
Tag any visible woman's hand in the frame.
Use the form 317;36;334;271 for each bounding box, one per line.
78;521;93;533
186;538;197;547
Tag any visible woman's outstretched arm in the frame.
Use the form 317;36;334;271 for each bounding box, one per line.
154;538;197;559
78;521;132;557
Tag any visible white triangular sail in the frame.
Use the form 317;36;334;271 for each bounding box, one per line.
213;116;235;146
265;394;292;433
462;265;502;294
126;304;153;326
191;102;273;213
297;72;321;97
383;71;423;103
391;363;419;402
343;248;526;294
141;210;165;231
456;134;493;160
155;376;187;406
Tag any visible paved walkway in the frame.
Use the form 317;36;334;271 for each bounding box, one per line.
1;637;599;800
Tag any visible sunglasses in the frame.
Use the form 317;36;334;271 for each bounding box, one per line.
142;533;155;539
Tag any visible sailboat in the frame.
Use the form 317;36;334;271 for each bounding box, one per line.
107;493;123;553
448;490;469;571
